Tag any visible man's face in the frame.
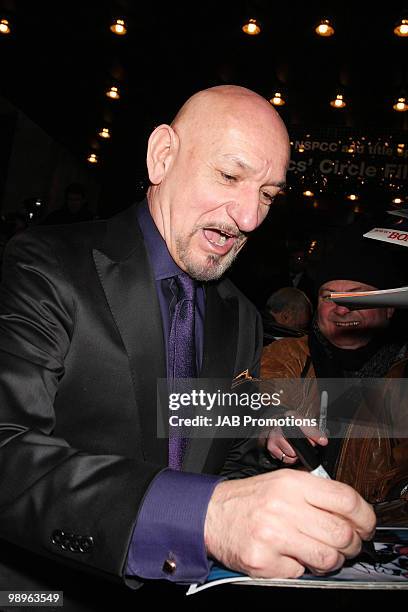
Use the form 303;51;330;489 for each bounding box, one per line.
318;280;394;349
149;115;289;281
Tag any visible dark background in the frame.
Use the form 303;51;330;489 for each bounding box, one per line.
0;0;407;306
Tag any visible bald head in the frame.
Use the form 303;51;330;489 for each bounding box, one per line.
146;85;290;280
171;86;289;153
266;287;313;331
173;85;286;129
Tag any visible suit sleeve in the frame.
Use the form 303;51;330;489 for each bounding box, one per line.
0;231;163;582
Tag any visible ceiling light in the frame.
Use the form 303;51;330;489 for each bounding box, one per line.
110;19;127;35
98;127;111;139
346;194;359;201
269;92;285;106
394;18;408;36
303;190;314;197
393;97;408;111
392;197;404;204
242;18;261;35
315;19;335;37
0;18;10;34
87;153;98;164
106;86;120;100
330;94;346;109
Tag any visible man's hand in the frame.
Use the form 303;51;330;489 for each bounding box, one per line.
266;422;328;464
204;470;376;578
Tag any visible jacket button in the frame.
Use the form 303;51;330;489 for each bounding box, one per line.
78;536;94;553
60;533;72;550
51;530;64;546
69;539;81;553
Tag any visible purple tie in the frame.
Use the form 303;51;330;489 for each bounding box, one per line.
168;273;197;469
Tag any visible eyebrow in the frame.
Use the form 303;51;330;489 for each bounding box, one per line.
220;154;286;189
320;286;366;294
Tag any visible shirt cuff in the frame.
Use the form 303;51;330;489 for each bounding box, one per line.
125;469;222;583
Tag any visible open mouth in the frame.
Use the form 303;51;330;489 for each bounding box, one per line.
202;227;238;252
334;321;361;327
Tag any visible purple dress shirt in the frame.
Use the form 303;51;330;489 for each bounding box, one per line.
125;201;222;583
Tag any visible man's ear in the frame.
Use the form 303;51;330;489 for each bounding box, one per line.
146;124;179;185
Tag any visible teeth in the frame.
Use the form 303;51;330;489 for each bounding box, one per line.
218;235;227;245
335;321;360;327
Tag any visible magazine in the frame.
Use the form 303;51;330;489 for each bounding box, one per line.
187;528;408;594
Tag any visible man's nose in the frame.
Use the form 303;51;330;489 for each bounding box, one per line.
225;192;261;233
334;303;351;315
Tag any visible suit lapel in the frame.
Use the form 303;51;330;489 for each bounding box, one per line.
183;284;239;473
200;284;238;380
92;202;241;473
92;203;168;465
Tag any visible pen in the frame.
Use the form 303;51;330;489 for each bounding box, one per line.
281;423;331;479
319;390;328;436
281;423;378;562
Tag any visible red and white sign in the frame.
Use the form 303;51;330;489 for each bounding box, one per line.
364;227;408;248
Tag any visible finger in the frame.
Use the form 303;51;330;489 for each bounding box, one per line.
299;424;328;444
266;442;298;463
252;556;305;580
309;552;345;576
305;437;328;447
266;439;298;462
267;436;297;458
285;530;345;575
280;440;298;457
301;475;376;540
296;505;363;559
251;497;347;575
283;411;328;445
282;455;299;465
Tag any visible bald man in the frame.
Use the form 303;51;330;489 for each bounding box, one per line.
0;86;374;608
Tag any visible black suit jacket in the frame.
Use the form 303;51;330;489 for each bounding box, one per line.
0;202;263;609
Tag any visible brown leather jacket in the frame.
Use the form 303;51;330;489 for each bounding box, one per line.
261;336;408;522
